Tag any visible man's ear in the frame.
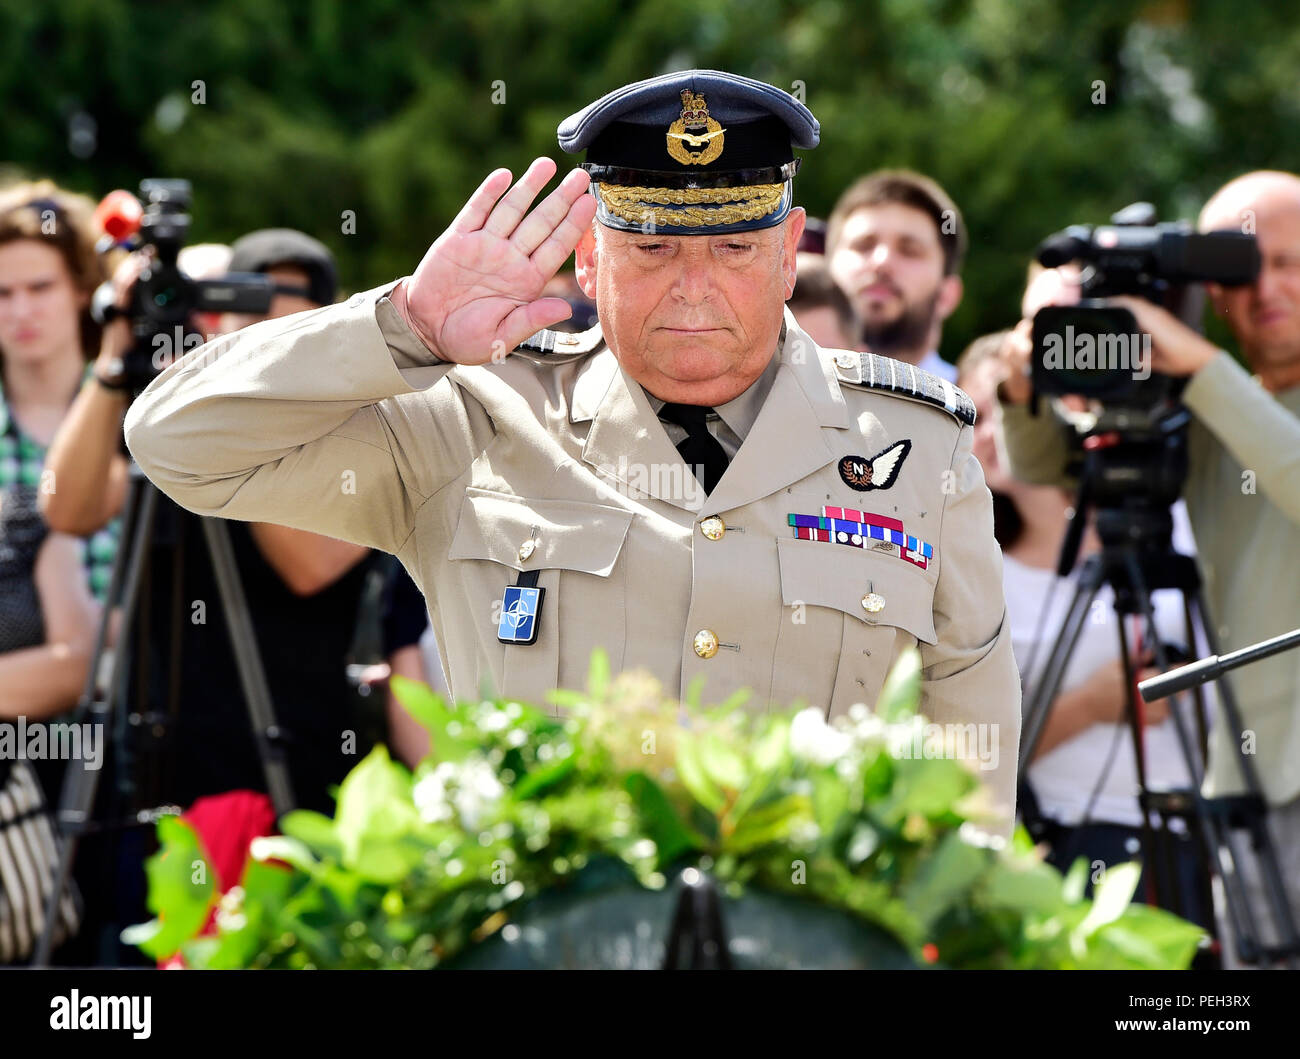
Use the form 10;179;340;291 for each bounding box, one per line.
575;224;599;300
782;208;807;298
936;273;964;322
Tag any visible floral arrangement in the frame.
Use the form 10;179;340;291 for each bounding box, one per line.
126;649;1204;969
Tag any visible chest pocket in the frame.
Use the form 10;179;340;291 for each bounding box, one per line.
775;536;937;719
447;487;633;709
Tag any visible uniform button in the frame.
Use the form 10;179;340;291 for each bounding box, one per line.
518;538;537;562
861;593;886;614
835;350;857;370
700;515;726;540
693;629;720;659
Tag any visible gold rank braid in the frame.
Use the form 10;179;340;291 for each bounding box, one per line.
597;182;785;227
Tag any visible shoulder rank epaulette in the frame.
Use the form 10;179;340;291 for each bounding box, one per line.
829;349;976;427
513;323;606;361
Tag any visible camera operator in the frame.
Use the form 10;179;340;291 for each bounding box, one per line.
995;170;1300;962
39;226;382;963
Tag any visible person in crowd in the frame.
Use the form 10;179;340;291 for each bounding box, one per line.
994;171;1300;965
41;225;382;964
790;252;858;351
956;318;1207;926
0;180;116;963
825;169;965;382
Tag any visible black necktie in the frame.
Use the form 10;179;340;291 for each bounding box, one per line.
659;402;729;493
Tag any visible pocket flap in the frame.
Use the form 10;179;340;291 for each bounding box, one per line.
448;487;633;576
776;536;938;644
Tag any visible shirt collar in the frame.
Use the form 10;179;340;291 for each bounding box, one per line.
643;336;783;444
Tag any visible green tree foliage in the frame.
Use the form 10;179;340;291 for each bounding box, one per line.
4;0;1299;353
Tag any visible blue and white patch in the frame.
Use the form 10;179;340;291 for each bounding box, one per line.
498;585;545;645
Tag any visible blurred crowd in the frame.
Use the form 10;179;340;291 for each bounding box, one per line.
2;160;1298;967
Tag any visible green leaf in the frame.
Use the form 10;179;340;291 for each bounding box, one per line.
812;770;850;835
901;831;987;932
1011;823;1036;856
546;688;588;710
981;858;1066;916
879;756;974;822
390;676;475;762
250;835;319;874
876;647;922;722
512;745;577;800
280;810;343;858
624;772;705;865
1104;904;1205;969
1062;856;1089;905
586;647;611;699
125;815;216;960
698;731;746;793
675;733;726;814
726;793;811;854
334;746;422;880
1078;861;1142;937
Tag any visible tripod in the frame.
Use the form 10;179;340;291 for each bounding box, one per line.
32;463;296;966
1018;503;1300;968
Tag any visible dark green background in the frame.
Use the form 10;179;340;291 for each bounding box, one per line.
4;0;1297;359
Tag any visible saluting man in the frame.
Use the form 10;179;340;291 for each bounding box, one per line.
124;71;1021;833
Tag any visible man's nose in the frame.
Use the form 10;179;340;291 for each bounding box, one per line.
865;242;895;273
671;255;716;303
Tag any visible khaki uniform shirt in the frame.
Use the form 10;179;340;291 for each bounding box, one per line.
124;283;1022;833
999;353;1300;807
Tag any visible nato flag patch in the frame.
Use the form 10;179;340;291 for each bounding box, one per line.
498;585;545;645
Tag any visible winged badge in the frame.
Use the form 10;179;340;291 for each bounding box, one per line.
837;440;912;492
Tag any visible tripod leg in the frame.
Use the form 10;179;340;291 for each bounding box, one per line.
32;476;162;967
1018;556;1108;780
199;517;296;818
1187;588;1300;966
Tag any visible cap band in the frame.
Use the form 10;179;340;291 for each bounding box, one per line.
596;182;785;229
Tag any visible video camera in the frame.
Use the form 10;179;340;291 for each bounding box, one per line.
90;179;273;393
1027;204;1259;559
1030;202;1258;410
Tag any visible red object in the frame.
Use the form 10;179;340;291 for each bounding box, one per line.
93;189;143;243
157;790;278;968
921;943;940;964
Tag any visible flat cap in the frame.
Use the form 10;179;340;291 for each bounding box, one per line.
558;69;819;236
228;228;338;307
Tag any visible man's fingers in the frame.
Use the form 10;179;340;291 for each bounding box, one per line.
482;157;558;239
511;167;592;258
450;168;514;234
497;297;575;353
530;191;598;280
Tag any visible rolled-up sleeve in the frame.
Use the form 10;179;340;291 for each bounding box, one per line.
124;282;465;556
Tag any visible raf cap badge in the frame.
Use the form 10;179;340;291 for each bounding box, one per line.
838;440;911;492
667;89;725;165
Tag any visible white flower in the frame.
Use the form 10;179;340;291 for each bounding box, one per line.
413;758;505;830
789;707;852;766
413;761;457;823
452;758;505;831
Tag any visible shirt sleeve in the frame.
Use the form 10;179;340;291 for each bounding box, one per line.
920;423;1023;839
124;282;473;557
997;396;1078;490
1180;350;1300;526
